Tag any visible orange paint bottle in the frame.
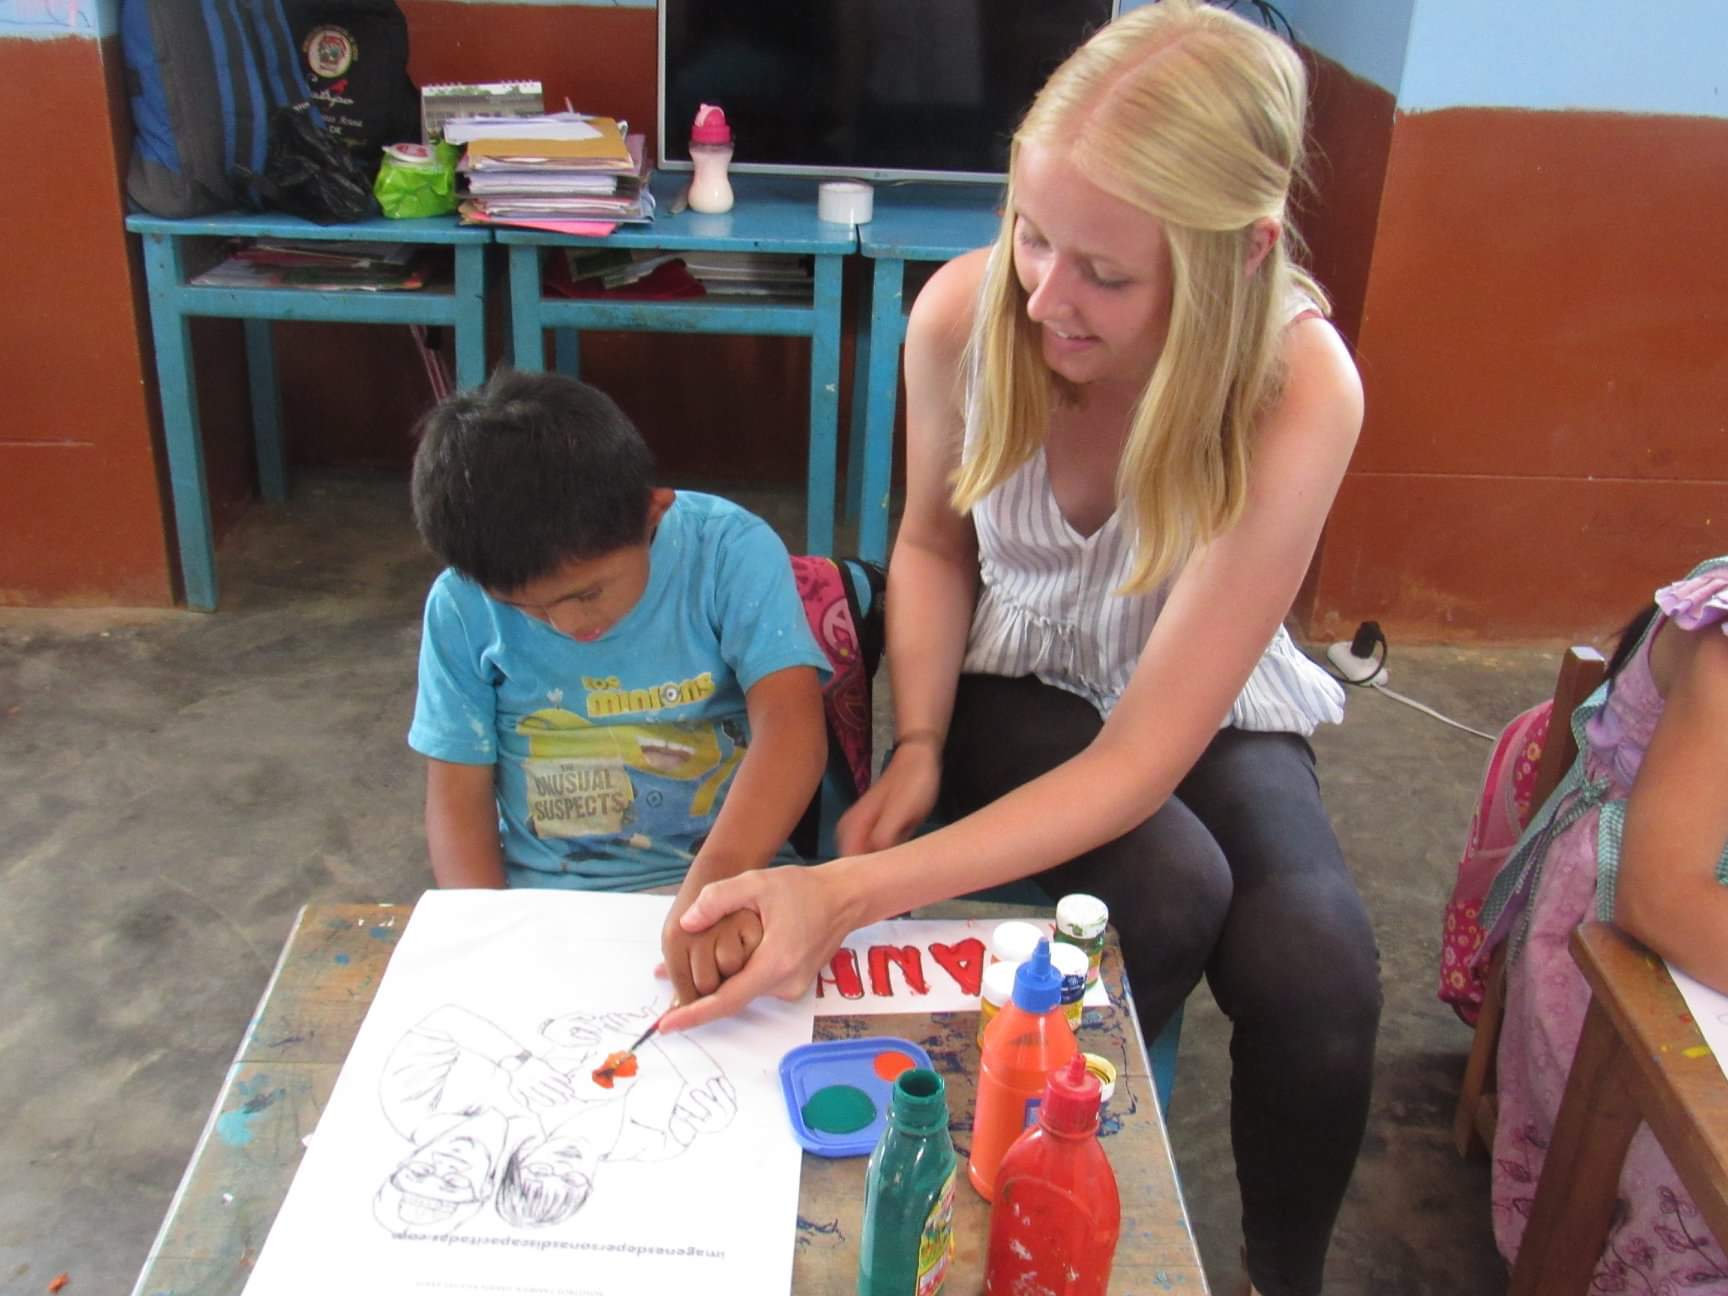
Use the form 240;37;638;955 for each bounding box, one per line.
967;939;1077;1200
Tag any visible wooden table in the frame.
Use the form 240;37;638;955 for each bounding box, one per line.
130;900;1206;1294
1509;921;1728;1294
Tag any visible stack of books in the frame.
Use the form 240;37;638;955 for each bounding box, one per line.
679;252;814;299
545;248;704;300
191;240;434;292
447;113;653;234
421;80;544;145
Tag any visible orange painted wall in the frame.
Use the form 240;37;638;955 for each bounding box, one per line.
0;34;172;606
1306;108;1728;641
1288;50;1397;631
1297;50;1396;351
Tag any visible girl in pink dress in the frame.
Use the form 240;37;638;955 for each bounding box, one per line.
1479;557;1728;1290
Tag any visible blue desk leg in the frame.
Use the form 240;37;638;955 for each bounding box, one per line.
805;254;843;557
1150;1001;1183;1116
243;320;287;506
140;233;219;612
857;256;906;565
554;329;581;378
508;246;547;372
453;244;486;389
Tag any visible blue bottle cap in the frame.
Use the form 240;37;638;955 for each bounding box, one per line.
1010;939;1062;1014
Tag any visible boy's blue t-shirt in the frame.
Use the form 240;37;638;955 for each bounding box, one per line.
408;492;830;891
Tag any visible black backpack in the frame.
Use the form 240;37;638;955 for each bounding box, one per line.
284;0;420;164
122;0;321;217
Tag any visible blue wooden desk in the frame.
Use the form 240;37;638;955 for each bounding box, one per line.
850;184;1001;562
495;173;856;558
125;212;489;611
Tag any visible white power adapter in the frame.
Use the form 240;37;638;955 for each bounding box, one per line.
1326;621;1389;688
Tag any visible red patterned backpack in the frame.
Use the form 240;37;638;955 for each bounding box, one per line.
789;556;885;860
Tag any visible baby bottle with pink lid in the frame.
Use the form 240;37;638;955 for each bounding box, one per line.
688;102;734;213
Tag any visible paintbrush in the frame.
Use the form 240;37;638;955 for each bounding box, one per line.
623;1008;668;1055
590;1009;669;1089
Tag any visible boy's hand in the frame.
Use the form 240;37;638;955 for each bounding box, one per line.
660;902;764;1007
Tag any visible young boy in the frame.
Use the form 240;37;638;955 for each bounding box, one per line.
406;370;830;1004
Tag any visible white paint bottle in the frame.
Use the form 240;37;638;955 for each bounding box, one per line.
987;919;1043;967
687;102;734;214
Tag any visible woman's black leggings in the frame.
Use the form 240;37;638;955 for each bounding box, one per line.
940;673;1382;1296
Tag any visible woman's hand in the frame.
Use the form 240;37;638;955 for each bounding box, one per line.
655;862;861;1032
836;741;942;855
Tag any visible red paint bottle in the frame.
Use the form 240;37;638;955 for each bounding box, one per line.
983;1054;1120;1296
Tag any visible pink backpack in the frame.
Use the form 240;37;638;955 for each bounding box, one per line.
1438;700;1552;1024
788;556;885;858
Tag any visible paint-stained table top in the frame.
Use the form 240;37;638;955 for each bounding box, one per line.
131;900;1206;1295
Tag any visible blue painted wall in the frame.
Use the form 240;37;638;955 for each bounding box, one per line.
1398;1;1726;117
1278;0;1412;98
0;0;115;39
1132;1;1725;119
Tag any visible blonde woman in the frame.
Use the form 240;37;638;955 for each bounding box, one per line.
664;4;1378;1291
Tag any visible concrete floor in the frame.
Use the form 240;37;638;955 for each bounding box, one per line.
0;471;1561;1295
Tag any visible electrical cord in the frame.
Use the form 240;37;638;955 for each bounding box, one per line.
1318;620;1497;742
1370;683;1498;741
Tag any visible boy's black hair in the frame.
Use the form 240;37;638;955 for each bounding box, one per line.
410;369;656;592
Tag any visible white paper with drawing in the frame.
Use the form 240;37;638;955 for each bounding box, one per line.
242;889;814;1296
1667;960;1728;1085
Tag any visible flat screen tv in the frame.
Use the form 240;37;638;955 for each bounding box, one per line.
658;0;1120;184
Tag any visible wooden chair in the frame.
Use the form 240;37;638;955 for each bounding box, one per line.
1508;922;1728;1292
1453;644;1607;1159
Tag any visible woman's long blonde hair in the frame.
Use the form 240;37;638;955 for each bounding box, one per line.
951;0;1326;594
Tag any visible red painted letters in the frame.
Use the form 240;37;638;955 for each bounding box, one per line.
815;948;865;999
867;945;931;997
928;938;987;996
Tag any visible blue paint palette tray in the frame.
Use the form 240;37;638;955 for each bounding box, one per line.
779;1036;934;1158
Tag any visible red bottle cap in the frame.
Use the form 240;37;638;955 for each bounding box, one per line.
691;103;732;145
1039;1054;1101;1134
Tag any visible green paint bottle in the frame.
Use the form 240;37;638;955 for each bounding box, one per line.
858;1067;958;1296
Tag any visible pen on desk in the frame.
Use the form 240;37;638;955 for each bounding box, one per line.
666;182;691;216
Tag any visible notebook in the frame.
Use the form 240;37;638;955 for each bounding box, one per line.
420;80;544;143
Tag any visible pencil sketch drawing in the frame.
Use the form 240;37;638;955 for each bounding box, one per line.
373;1001;736;1236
